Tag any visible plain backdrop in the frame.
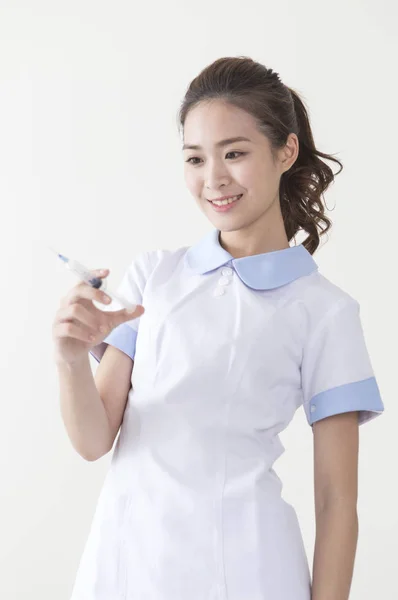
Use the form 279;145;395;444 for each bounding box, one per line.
0;1;397;598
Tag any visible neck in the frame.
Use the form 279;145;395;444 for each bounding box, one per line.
219;197;290;258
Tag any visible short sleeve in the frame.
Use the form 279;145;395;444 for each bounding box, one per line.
301;298;384;426
89;252;153;364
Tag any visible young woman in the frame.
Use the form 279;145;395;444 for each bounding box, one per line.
53;56;384;600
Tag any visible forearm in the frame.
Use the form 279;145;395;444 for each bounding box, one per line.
57;356;112;461
311;503;358;600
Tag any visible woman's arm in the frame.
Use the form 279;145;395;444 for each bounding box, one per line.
311;411;359;600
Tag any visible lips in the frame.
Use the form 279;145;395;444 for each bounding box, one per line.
209;194;241;202
207;194;243;212
207;194;243;206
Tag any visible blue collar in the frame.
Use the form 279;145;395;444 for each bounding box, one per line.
184;229;318;290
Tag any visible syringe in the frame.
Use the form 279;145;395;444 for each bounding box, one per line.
50;248;136;312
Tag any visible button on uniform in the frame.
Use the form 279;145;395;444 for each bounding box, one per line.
213;287;226;297
218;276;231;286
213;266;233;297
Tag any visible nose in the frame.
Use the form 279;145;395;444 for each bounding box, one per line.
204;159;231;191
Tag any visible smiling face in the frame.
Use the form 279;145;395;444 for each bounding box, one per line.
182;99;299;253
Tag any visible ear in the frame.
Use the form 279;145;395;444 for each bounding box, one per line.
280;133;299;173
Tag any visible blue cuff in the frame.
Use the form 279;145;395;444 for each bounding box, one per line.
89;323;138;363
307;376;384;426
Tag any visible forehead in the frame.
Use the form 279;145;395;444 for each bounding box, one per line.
183;100;262;146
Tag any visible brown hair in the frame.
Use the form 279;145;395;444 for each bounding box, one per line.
178;56;343;255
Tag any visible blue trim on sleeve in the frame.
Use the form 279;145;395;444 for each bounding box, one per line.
307;376;384;425
89;323;138;363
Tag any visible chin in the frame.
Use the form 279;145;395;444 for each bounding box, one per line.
216;222;242;232
213;219;250;235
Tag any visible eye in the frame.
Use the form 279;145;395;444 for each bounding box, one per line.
225;151;245;160
185;151;245;165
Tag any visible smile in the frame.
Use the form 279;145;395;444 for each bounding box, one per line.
207;194;243;213
207;194;243;206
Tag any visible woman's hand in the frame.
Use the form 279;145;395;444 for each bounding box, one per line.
52;269;144;365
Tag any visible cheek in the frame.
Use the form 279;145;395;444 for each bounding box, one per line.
184;169;200;195
234;162;258;190
240;159;273;193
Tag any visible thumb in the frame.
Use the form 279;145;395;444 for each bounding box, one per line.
112;304;145;327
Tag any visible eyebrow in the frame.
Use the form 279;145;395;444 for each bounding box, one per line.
182;136;252;151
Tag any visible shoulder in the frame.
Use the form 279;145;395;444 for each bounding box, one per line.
114;246;190;307
127;245;190;279
290;270;360;336
300;270;358;308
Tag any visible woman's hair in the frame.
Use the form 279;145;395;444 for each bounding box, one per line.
178;56;343;255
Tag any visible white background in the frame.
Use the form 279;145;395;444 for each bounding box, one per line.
0;1;396;598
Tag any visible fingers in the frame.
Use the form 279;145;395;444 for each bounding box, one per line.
92;269;109;277
54;321;97;343
83;268;109;278
114;304;145;323
56;297;145;340
56;267;145;345
62;282;112;308
97;305;145;332
57;302;105;333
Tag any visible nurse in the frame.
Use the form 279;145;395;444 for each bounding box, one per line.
53;56;384;600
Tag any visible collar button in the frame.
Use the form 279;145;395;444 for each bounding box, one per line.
213;287;226;297
218;275;231;286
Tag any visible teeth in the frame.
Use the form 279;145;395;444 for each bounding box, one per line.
211;194;241;206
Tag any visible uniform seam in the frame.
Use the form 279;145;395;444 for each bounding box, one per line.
218;391;235;600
